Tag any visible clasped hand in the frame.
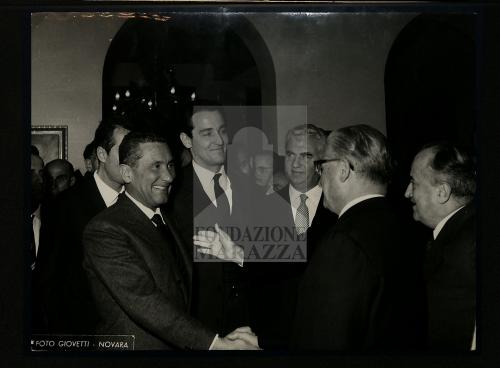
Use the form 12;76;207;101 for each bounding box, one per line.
212;326;261;350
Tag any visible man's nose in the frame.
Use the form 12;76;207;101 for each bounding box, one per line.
213;131;224;145
404;183;412;198
292;155;302;167
162;167;175;183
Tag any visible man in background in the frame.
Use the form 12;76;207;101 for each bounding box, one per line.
405;142;475;350
44;158;75;198
170;102;251;335
247;124;336;349
41;118;131;334
83;140;99;177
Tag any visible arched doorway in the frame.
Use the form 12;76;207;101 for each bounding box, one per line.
102;13;276;153
384;12;477;241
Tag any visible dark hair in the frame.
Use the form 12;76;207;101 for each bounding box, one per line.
179;99;223;138
422;142;476;200
83;141;96;159
326;124;395;185
119;131;168;167
93;117;133;153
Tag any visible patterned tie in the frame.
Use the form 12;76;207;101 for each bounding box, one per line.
213;173;230;218
295;194;309;235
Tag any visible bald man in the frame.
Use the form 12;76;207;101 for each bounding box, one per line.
44;159;75;198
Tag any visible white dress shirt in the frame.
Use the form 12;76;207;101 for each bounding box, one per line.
32;205;41;256
192;160;233;214
94;171;123;208
289;184;323;227
433;205;465;240
338;194;384;218
124;191;164;223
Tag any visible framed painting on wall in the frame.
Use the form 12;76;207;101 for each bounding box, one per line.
31;125;68;163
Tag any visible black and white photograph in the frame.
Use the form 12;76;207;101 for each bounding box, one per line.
28;6;479;353
0;1;495;365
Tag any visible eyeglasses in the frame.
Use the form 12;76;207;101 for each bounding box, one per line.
314;158;354;175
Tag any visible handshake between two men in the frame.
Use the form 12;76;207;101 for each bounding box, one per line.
212;326;260;350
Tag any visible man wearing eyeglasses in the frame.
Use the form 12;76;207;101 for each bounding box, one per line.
291;124;423;351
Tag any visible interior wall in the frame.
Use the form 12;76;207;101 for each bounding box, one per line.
31;13;125;172
246;12;416;154
31;12;415;169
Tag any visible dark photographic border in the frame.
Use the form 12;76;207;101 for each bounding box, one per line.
2;1;500;368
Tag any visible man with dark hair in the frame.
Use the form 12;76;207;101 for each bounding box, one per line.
44;159;76;198
169;103;251;336
405;142;475;350
291;124;423;350
82;131;259;350
83;141;98;177
42;118;131;333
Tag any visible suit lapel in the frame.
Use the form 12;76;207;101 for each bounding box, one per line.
192;168;216;217
424;204;474;279
84;175;107;215
277;187;296;227
118;195;191;307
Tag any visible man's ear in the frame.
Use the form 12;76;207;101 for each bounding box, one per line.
180;132;193;149
70;176;76;187
120;164;133;184
436;182;452;204
96;146;108;164
338;160;351;183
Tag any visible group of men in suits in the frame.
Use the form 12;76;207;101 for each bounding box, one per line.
30;103;476;352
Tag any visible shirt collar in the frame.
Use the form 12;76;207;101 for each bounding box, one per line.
339;194;384;218
94;171;123;207
124;191;163;222
433;205;465;240
32;205;41;219
192;160;230;187
289;184;322;205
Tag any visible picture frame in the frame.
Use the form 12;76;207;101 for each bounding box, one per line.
31;125;68;163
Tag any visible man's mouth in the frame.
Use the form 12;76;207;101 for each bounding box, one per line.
153;185;168;191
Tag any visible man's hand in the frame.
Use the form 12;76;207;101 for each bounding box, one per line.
193;223;244;264
212;326;261;350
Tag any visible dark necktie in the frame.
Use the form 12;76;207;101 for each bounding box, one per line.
30;214;36;270
213;173;230;218
151;214;188;284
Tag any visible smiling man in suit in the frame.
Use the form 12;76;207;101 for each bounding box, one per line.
292;124;423;351
40;118;131;333
168;102;253;336
405;142;476;350
82;132;259;350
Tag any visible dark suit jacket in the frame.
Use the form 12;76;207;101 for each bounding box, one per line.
424;203;475;350
247;185;337;349
82;194;214;350
40;174;107;333
291;197;424;351
167;165;251;335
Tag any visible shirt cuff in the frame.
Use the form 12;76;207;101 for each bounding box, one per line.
209;334;219;350
236;245;244;267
